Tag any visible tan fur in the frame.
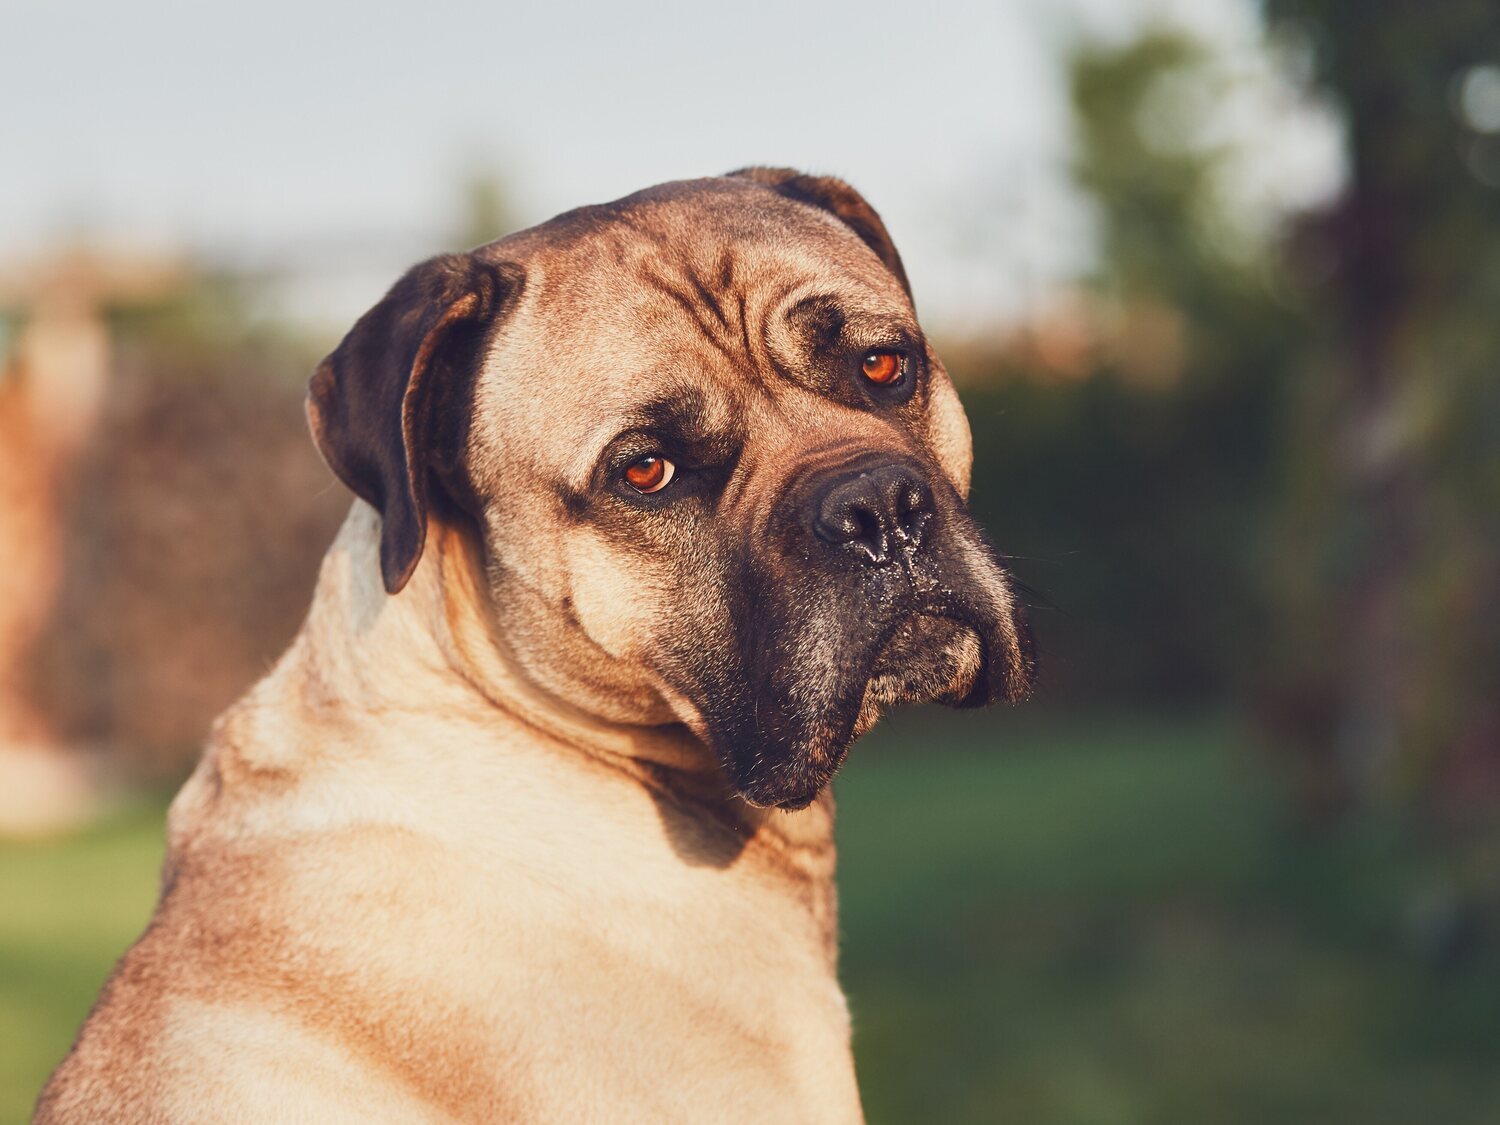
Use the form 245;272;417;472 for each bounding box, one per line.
39;511;857;1123
38;176;1020;1123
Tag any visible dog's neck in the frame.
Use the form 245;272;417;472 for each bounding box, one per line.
299;505;704;766
288;504;836;868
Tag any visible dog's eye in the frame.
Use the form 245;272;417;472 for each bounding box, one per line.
861;350;904;386
623;455;675;494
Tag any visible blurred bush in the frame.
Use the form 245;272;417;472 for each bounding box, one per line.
25;298;345;777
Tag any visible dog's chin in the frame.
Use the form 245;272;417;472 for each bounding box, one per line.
740;767;840;812
731;615;989;812
852;614;988;735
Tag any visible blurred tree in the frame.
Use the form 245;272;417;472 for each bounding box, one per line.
1259;1;1500;844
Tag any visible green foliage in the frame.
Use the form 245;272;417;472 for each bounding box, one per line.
961;368;1279;704
455;168;517;249
1074;34;1244;312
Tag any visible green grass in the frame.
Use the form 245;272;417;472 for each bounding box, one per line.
3;714;1499;1124
838;711;1500;1124
0;798;166;1124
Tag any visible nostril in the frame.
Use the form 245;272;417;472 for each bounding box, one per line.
899;481;930;515
816;504;862;545
894;479;933;543
816;500;888;559
900;508;931;544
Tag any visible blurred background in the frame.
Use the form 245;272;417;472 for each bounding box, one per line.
3;0;1499;1120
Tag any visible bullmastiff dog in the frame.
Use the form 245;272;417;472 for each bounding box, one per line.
38;169;1033;1123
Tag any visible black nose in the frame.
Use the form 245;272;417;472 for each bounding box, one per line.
812;461;934;566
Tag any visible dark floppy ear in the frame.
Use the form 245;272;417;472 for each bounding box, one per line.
307;253;517;594
729;167;912;302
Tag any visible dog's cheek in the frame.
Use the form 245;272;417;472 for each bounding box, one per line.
562;532;676;661
926;371;974;500
645;560;749;724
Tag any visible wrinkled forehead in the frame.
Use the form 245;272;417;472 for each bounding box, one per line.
498;179;902;293
510;184;909;341
474;184;917;471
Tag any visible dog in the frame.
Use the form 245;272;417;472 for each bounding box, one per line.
37;168;1033;1123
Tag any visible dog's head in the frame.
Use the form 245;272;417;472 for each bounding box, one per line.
309;170;1033;809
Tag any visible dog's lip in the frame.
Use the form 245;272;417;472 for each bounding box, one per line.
867;605;971;664
955;633;993;707
874;594;980;651
874;609;991;703
868;594;1017;708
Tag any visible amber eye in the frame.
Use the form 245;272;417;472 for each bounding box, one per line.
861;351;904;385
623;454;675;494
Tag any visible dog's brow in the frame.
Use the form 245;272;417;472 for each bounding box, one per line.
785;292;919;343
784;293;847;346
619;388;726;439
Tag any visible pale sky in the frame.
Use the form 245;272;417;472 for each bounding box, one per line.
2;0;1341;332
